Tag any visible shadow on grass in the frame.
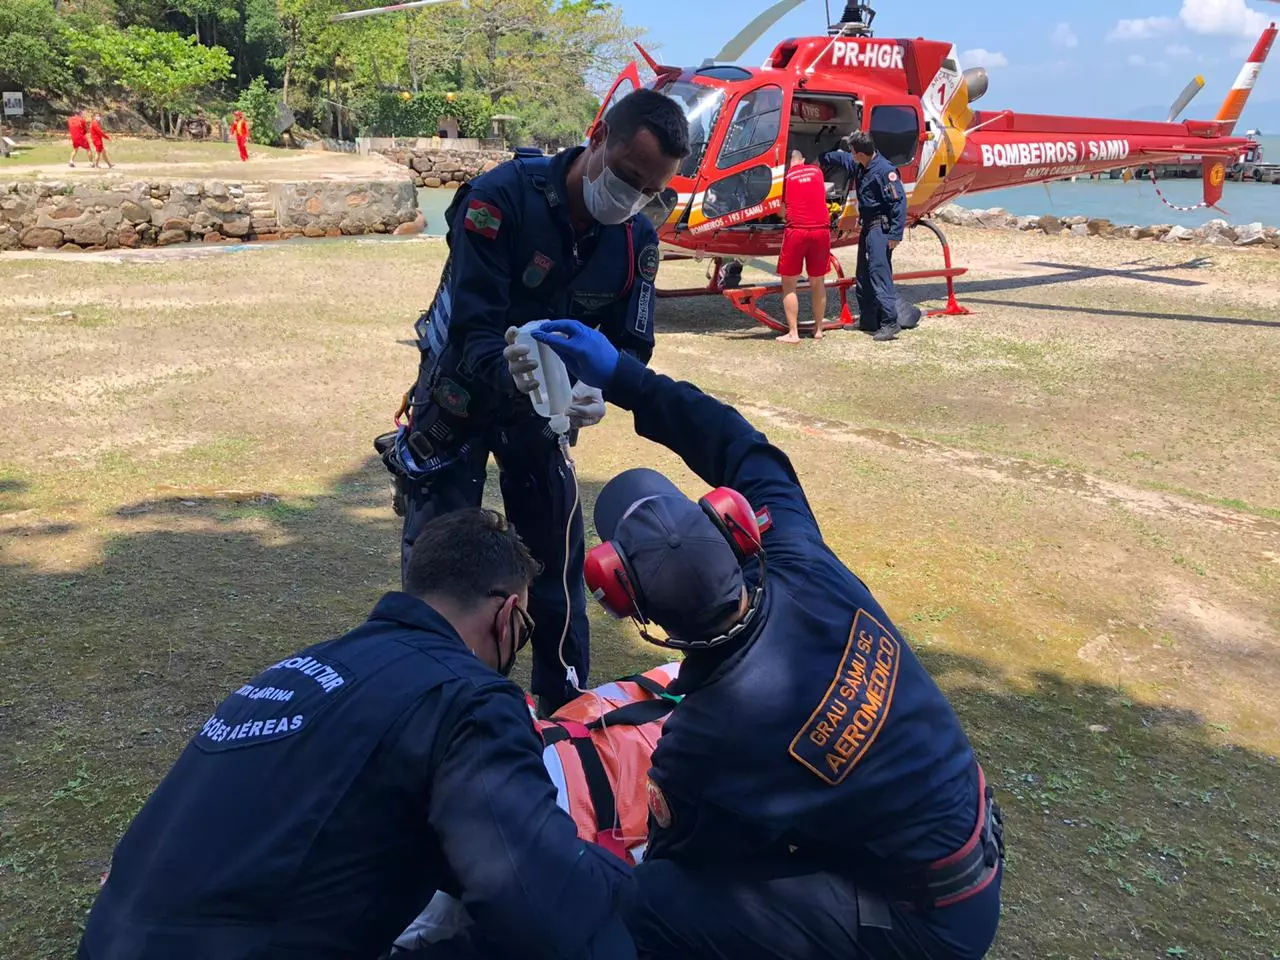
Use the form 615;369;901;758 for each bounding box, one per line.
1;457;1277;959
899;255;1280;329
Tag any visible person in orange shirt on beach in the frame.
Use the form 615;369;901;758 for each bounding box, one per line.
68;110;92;167
90;114;113;169
231;110;250;161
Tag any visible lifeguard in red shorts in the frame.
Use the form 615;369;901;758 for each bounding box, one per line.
775;147;833;343
90;114;113;169
231;110;250;161
67;110;92;167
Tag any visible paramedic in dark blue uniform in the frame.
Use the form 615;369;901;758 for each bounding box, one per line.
78;509;637;960
388;89;690;715
508;321;1005;960
822;131;910;341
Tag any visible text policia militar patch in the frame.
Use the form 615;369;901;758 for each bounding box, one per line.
196;654;351;752
789;610;900;785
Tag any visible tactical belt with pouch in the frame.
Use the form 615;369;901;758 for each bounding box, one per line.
883;763;1005;915
784;762;1005;926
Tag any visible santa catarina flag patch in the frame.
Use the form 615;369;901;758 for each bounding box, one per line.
464;199;503;239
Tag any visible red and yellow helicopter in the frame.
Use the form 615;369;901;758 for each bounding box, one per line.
337;0;1276;330
589;0;1276;328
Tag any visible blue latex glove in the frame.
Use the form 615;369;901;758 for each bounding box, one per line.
531;320;620;389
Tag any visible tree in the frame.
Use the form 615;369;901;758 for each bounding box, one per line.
70;25;234;132
277;0;344;105
0;0;76;95
392;0;643;107
236;75;281;144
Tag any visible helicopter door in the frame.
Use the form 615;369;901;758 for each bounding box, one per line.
866;102;924;195
685;80;792;239
589;62;643;138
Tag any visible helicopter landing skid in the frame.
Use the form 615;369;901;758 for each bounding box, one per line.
654;255;741;299
723;255;859;334
656;221;971;331
909;219;973;318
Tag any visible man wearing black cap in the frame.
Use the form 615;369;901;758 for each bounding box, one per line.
505;321;1005;960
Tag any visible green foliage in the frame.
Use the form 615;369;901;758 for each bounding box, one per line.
5;0;636;148
0;0;76;95
448;91;493;139
235;76;281;145
70;25;233;122
352;91;494;139
513;87;601;149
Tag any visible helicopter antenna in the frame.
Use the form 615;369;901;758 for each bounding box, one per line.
828;1;875;37
807;2;877;73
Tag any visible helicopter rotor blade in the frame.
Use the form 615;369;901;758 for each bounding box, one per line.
1166;74;1205;122
713;0;808;63
328;0;457;23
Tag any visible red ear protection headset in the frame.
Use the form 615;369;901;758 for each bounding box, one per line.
584;487;773;646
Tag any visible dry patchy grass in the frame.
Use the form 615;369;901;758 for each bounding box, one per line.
1;227;1278;959
0;137;402;182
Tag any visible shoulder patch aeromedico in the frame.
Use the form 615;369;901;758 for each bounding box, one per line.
788;609;901;786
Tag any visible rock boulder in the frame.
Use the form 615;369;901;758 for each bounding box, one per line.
21;226;64;248
1234;222;1267;246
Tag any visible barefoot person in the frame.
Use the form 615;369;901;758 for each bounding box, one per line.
90;114;113;169
776;148;832;343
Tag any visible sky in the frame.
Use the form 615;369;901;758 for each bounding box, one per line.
615;0;1280;128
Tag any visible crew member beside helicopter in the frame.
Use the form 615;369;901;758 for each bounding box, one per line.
821;131;910;343
776;148;832;344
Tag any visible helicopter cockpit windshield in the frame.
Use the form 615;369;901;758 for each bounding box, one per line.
656;79;727;179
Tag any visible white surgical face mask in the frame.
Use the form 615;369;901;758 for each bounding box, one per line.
582;140;649;225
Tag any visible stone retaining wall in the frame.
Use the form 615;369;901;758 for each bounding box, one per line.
0;177;421;252
375;147;511;188
933;203;1280;249
271;179;419;237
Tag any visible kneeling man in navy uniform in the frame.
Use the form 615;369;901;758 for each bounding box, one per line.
80;508;636;960
507;321;1005;960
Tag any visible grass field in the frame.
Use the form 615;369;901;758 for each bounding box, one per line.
0;136;398;181
2;226;1279;959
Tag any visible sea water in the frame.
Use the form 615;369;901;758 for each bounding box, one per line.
416;187;458;236
966;136;1280;228
416;137;1280;233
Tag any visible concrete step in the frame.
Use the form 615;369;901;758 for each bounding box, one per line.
251;216;278;229
248;204;275;214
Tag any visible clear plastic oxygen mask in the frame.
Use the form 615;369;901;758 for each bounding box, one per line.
513;321;573;439
512;321;581;692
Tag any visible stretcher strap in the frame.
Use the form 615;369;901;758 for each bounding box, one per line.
585;699;675;730
614;672;680;701
538;722;625;858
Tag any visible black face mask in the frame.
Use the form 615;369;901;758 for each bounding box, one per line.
490;592;534;677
